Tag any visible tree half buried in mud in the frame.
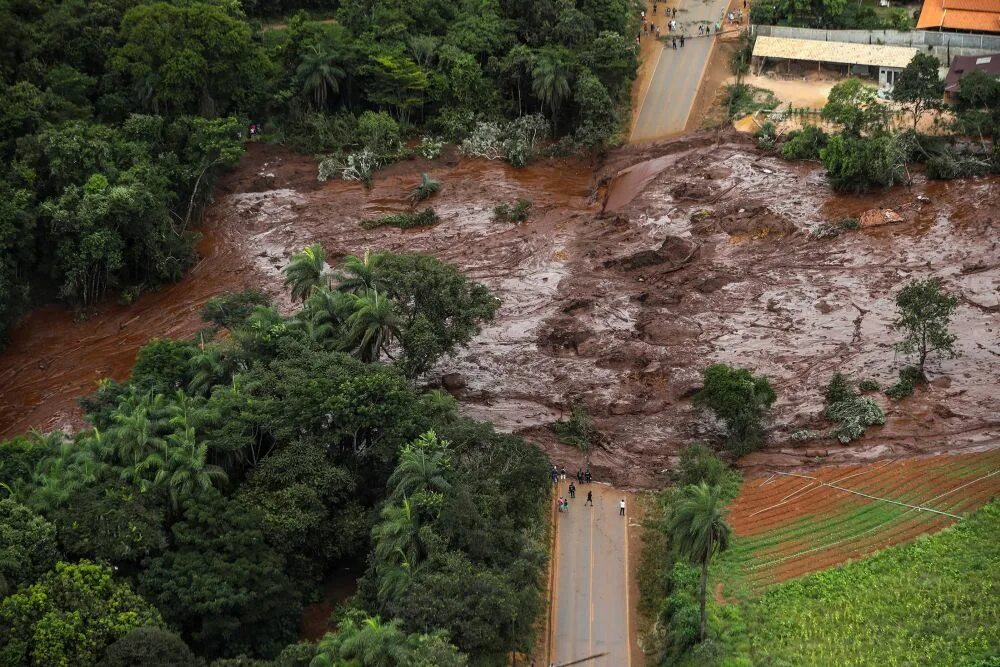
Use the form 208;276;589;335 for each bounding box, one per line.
892;278;958;375
693;364;776;456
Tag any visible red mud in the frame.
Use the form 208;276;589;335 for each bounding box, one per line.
0;131;997;489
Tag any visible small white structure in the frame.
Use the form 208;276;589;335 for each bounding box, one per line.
751;36;920;89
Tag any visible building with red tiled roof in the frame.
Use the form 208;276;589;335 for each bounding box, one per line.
917;0;1000;34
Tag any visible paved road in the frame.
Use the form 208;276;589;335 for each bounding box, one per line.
631;0;734;142
551;483;632;666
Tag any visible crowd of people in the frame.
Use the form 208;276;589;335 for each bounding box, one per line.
552;465;626;518
637;0;747;48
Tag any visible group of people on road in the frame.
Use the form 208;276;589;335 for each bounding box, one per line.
552;466;626;518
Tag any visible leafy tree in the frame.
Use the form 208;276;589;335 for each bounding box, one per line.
820;132;907;193
0;560;163;666
100;626;200;667
0;499;59;596
200;289;272;329
822;78;888;136
693;364;776;456
675;444;741;499
573;67;618;150
892;52;944;129
356;110;401;155
284;243;330;302
334;250;386;294
130;339;199;394
360;53;428;124
112;2;268;115
667;482;731;642
374;253;500;378
892;278;958;373
138;493;300;660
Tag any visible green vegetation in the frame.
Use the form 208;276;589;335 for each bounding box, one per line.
552;402;597;453
0;0;640;345
0;251;545;664
885;365;923;400
751;0;914;30
493;198;533;224
781;124;828;161
408;173;441;204
822;373;886;443
361;208;441;230
723;84;778;121
689;501;1000;665
668;483;732;642
639;446;742;664
693;364;776;456
775;63;1000;191
893;278;958;373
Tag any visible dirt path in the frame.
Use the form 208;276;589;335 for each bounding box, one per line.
550;482;640;666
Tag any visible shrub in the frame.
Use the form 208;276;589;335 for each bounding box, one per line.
755;121;778;151
201;289;271;329
781;125;828;160
693;364;776;456
820;133;907;193
492;198;532;223
356;110;401;156
317;148;381;185
361;208;440;230
858;378;880;392
825;372;856;405
839;217;860;230
826;396;886;443
461;114;550;167
676;443;743;500
552;402;596;451
408;173;440;203
812;223;841;239
791;429;820;442
885;365;923;399
419;136;444;160
724;84;778;120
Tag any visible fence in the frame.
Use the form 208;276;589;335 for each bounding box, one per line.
752;25;1000;61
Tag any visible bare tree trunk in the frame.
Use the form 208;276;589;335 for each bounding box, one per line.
699;533;711;642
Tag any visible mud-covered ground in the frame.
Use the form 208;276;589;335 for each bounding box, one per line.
1;132;996;488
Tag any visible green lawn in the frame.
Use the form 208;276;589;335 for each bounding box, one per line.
702;500;1000;666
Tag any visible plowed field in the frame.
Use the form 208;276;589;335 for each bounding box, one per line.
720;449;1000;591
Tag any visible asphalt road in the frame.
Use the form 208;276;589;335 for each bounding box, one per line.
551;483;632;667
631;0;734;143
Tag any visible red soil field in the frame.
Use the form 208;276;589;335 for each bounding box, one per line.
725;449;1000;587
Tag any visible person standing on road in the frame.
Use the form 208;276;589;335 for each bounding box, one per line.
585;491;593;506
619;498;626;516
585;469;592;484
569;482;576;499
560;466;567;481
577;469;583;483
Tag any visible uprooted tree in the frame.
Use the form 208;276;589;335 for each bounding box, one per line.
693;364;776;456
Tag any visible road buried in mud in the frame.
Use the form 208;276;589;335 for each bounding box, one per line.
0;132;997;487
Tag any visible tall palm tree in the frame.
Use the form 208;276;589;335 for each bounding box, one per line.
296;44;346;111
293;286;352;344
342;290;400;362
334;249;385;294
667;482;732;642
187;343;238;396
109;394;167;490
387;431;452;500
531;49;571;133
284;243;330;302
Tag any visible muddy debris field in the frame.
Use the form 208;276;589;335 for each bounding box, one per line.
0;130;997;488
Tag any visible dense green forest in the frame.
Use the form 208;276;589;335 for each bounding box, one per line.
0;0;639;345
0;248;552;665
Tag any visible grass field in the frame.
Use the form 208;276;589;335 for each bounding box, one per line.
717;450;1000;595
711;499;1000;666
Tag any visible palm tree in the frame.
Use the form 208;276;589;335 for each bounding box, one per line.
387;431;452;500
373;498;423;569
188;343;237;396
667;482;732;642
311;614;410;667
531;49;571;133
342;290;400;362
284;243;329;302
293;286;352;344
334;249;385;294
109;394;167;490
296;44;346;111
